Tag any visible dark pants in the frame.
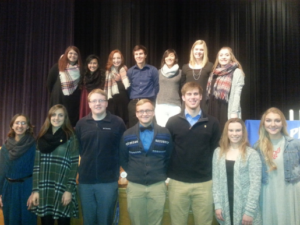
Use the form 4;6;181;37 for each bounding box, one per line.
41;215;70;225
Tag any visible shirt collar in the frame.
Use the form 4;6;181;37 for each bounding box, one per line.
184;109;202;118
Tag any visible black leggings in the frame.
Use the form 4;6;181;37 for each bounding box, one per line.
41;215;70;225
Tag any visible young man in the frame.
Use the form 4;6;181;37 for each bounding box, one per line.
166;82;221;225
127;45;159;127
75;89;126;225
120;99;172;225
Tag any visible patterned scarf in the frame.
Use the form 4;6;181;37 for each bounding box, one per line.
206;62;238;102
104;66;130;100
59;64;80;96
161;64;179;78
5;134;35;160
38;127;68;154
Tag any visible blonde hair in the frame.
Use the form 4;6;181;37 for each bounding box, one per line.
136;99;154;110
256;107;289;171
189;40;209;68
87;88;107;102
219;118;249;161
212;47;244;73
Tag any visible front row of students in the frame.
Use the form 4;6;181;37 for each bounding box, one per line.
0;82;299;225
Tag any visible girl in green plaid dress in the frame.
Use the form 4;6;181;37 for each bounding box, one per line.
28;104;79;225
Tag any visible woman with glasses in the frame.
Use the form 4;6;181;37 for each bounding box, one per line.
0;114;36;225
28;104;79;225
104;50;130;125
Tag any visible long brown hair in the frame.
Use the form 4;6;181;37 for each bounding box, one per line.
7;114;34;138
37;104;74;140
256;107;289;171
212;47;244;72
58;46;83;72
105;49;125;72
219;118;249;161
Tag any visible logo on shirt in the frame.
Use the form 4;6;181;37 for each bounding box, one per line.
155;139;169;144
103;127;111;130
126;140;139;146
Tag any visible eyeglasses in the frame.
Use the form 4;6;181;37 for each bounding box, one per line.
89;99;107;104
136;110;154;115
15;121;27;125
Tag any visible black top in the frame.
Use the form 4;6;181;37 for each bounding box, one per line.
226;159;235;225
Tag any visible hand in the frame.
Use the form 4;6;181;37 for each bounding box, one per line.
27;192;39;210
215;209;224;221
0;195;3;207
61;191;72;206
242;214;253;225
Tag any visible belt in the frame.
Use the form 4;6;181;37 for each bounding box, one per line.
6;174;32;183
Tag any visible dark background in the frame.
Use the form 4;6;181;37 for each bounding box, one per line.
0;0;299;145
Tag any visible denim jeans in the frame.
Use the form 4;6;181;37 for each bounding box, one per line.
78;182;118;225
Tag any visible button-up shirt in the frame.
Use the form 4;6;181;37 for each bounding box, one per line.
185;109;202;126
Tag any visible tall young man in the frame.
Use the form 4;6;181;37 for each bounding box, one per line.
75;89;126;225
127;45;159;127
166;82;221;225
120;99;172;225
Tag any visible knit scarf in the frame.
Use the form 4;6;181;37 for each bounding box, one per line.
5;134;35;160
161;64;179;78
104;66;130;100
59;64;80;96
206;62;238;102
84;69;104;93
38;127;68;154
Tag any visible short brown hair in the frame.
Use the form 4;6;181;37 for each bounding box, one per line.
136;99;154;110
181;82;203;96
132;45;148;56
87;89;107;102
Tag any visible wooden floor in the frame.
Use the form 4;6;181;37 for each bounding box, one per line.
0;208;3;225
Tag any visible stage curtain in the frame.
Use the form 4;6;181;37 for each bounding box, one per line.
0;0;74;145
74;0;300;120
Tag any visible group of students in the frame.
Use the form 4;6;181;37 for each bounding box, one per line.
0;40;299;225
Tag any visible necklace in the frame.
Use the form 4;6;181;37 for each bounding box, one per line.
192;68;202;80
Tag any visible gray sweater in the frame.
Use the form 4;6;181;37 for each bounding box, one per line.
156;69;181;107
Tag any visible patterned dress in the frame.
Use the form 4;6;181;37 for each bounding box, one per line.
31;136;79;219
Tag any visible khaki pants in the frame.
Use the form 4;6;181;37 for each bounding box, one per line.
126;181;167;225
168;179;214;225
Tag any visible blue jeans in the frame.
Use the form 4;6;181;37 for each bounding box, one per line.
79;182;118;225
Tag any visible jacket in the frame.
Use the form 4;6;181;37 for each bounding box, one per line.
75;111;126;184
119;122;172;185
166;111;220;183
255;136;300;184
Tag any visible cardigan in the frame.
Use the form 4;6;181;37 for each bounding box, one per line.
31;135;79;219
212;147;262;225
119;122;173;185
227;68;244;119
166;111;220;183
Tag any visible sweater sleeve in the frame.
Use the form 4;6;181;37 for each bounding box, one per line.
32;150;41;192
119;134;129;172
65;136;79;192
244;150;262;217
210;119;221;152
47;63;59;93
229;69;245;117
153;67;159;96
212;148;222;210
180;65;187;92
0;147;6;195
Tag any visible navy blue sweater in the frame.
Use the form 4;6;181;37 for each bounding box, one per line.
119;122;172;185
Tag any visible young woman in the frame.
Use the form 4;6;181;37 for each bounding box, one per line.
0;114;36;225
255;107;300;224
206;47;245;130
104;49;130;125
79;54;105;118
213;118;262;225
47;46;83;127
155;49;182;127
28;104;79;225
181;40;213;113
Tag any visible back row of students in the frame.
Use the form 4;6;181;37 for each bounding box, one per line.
1;82;299;225
47;40;244;131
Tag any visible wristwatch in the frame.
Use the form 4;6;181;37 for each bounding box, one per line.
120;171;127;178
